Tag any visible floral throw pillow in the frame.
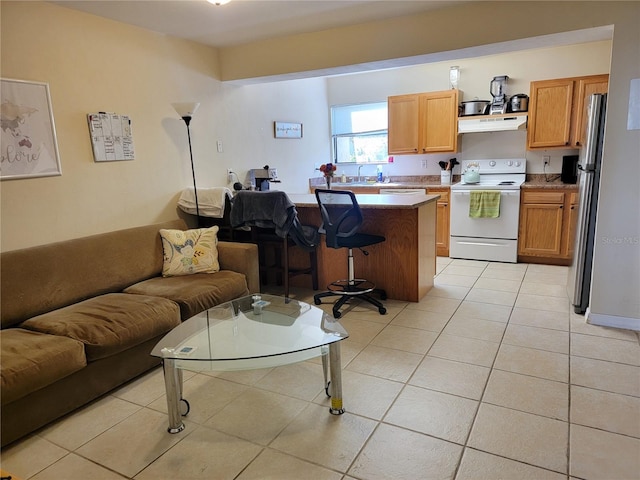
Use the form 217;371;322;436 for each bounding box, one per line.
159;226;220;277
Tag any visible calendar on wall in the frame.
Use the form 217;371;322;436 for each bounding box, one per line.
87;112;135;162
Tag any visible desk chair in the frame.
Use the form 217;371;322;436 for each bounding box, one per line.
313;189;387;318
230;190;319;298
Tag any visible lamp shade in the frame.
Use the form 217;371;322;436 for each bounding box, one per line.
172;102;200;118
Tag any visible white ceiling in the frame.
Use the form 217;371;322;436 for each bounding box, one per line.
51;0;462;48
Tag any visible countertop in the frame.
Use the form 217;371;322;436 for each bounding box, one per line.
522;174;578;190
310;174;578;191
288;193;440;209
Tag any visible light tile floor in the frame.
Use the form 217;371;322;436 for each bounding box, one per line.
2;258;639;479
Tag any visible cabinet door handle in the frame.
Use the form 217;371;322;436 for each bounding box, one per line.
559;205;563;209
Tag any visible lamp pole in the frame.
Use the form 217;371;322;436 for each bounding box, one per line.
182;115;200;226
172;103;201;228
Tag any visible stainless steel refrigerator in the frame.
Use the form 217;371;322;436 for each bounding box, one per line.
568;93;607;314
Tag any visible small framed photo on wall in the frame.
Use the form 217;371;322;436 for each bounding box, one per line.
274;121;302;139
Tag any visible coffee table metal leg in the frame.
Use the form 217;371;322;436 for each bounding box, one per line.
321;348;330;397
162;359;186;433
328;342;345;415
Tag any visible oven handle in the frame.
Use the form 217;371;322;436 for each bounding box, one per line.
455;241;509;247
451;190;519;196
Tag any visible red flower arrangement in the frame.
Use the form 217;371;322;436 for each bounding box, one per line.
319;163;337;178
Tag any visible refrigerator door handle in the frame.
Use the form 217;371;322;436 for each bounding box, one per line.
578;164;595;172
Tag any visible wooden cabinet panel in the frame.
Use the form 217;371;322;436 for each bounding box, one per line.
388;94;419;154
518;203;564;256
518;188;578;264
566;193;579;258
522;191;565;204
419;91;458;153
527;74;609;150
427;187;450;257
527;79;574;149
388;90;458;155
572;74;609;147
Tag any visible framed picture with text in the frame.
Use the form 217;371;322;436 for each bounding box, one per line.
274;121;303;139
1;78;62;180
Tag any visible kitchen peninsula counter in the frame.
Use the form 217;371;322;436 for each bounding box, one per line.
288;193;440;302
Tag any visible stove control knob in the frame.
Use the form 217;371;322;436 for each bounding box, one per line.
506;160;513;166
489;161;496;167
514;161;521;167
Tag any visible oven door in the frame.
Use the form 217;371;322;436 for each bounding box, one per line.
450;189;521;239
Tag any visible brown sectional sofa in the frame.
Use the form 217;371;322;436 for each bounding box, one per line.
0;219;259;447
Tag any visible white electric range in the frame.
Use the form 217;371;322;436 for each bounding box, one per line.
449;158;526;263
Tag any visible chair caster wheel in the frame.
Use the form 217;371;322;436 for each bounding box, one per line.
314;298;321;305
180;398;190;416
379;307;386;315
333;310;342;319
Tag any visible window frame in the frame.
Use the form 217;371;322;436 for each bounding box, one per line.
330;101;388;165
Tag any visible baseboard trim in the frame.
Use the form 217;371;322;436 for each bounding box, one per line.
586;308;640;331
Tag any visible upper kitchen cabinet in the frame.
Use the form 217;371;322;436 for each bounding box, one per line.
388;90;459;155
527;74;609;150
388;94;420;154
572;74;609;147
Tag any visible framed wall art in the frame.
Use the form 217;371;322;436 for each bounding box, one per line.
274;121;302;139
1;78;62;180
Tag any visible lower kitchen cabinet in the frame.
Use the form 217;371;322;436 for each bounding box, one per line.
427;187;450;257
518;188;578;265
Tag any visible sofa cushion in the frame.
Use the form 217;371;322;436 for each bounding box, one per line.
159;226;220;277
124;270;249;320
1;329;86;404
1;219;188;329
20;293;181;362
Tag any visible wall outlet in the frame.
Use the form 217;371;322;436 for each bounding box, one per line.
543;155;551;166
227;168;234;182
421;159;428;169
216;140;223;153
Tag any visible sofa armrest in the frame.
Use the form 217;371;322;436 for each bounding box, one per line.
217;241;260;294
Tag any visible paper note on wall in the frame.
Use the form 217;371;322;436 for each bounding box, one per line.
87;112;135;161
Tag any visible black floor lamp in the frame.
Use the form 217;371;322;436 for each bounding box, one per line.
172;102;201;227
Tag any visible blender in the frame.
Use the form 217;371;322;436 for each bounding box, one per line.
489;75;509;115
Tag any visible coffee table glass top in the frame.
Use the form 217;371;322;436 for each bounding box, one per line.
151;294;348;371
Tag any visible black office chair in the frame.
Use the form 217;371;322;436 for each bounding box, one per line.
313;189;387;318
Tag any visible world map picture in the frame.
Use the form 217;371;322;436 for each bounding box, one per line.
1;79;61;180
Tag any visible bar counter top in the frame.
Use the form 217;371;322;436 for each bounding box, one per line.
288;193;440;209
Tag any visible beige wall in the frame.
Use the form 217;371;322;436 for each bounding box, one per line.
1;1;223;249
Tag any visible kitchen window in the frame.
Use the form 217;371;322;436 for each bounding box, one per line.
331;102;388;164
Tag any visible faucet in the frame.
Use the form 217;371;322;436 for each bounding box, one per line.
357;164;364;183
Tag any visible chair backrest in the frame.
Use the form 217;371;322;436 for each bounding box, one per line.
314;189;363;249
230;190;318;250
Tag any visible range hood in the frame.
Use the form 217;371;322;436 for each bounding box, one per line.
458;114;527;133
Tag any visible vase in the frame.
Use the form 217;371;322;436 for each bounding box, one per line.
325;176;332;189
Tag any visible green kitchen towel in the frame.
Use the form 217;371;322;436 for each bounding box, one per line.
469;191;501;218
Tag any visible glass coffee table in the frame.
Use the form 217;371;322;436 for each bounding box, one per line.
151;294;349;433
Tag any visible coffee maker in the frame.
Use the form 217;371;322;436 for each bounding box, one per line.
488;75;509;115
561;155;578;184
249;166;279;191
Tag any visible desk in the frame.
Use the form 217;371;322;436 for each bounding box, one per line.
288;193;440;302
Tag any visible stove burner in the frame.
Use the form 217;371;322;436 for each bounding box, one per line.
498;181;515;185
